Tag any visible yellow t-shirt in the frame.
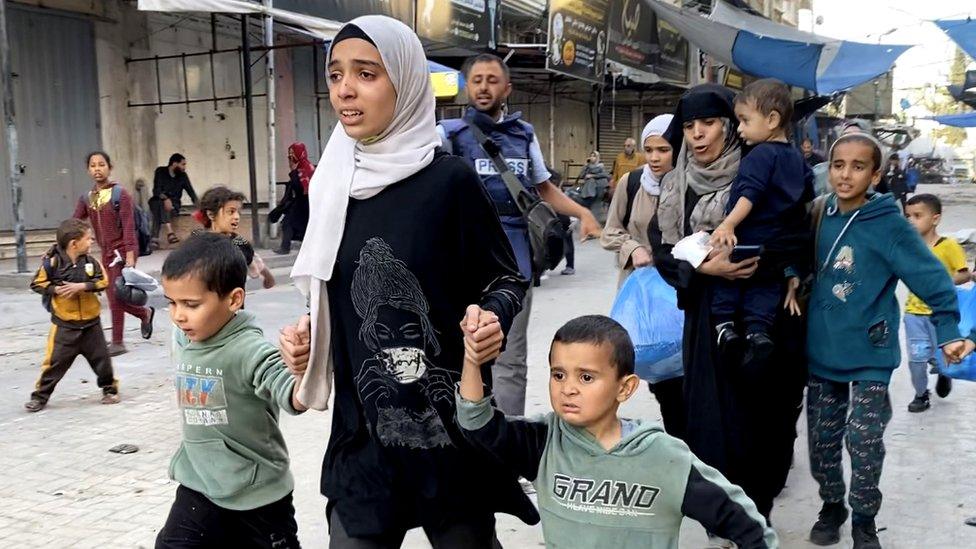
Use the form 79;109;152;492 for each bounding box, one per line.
905;237;969;315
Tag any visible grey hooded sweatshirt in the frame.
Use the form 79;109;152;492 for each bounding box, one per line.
456;391;777;548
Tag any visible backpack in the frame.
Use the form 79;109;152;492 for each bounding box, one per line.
621;169;643;229
39;255;56;313
85;185;153;257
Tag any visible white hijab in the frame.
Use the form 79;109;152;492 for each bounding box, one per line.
290;15;440;410
639;114;673;196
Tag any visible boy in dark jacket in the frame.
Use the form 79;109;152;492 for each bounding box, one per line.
456;314;777;548
791;134;976;549
26;218;118;412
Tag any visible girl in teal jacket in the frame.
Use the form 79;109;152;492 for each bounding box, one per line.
798;133;975;549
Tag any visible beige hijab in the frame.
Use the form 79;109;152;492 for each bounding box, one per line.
657;119;741;245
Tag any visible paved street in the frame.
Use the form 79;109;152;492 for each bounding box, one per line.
1;183;976;548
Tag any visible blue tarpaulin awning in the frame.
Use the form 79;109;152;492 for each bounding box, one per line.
935;18;976;60
928;112;976;128
644;0;911;95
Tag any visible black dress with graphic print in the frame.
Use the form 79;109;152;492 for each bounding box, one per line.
322;152;537;537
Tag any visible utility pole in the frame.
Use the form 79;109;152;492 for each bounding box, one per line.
242;14;261;246
264;0;277;241
0;0;27;272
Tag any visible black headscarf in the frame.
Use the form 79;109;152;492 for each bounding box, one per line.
665;84;739;167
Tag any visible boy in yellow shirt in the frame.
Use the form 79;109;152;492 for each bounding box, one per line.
903;194;972;412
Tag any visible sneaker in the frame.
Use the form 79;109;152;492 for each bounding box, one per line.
107;343;128;357
907;391;930;413
560;267;575;275
24;399;45;413
851;519;882;549
809;501;848;545
744;332;774;366
101;392;121;405
935;374;952;398
141;307;155;340
716;322;741;358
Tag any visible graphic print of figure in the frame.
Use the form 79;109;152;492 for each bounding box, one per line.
351;238;455;449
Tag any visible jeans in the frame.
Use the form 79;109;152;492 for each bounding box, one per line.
807;376;892;521
904;313;945;397
492;289;532;415
156;485;300;548
328;507;501;549
711;278;781;334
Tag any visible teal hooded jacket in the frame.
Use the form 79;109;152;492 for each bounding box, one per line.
808;193;965;383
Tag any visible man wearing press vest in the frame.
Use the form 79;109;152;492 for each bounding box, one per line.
439;53;602;416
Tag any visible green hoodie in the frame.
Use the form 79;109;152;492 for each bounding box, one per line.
456;392;777;548
168;310;301;511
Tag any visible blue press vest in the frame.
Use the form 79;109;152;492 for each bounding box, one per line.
442;108;538;279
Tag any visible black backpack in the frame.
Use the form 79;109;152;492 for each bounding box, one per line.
85;185;153;257
621;169;643;229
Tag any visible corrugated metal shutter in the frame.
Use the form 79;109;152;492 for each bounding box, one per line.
1;6;101;230
501;0;547;19
598;104;635;171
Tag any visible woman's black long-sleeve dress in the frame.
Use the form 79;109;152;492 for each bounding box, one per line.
648;186;808;519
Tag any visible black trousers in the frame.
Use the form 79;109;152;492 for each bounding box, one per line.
557;214;574;269
279;223;295;253
648;376;686;441
328;507;501;549
156;485;300;548
711;278;781;334
32;322;115;403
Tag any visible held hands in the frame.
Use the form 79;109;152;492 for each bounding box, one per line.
943;339;976;365
460;305;504;367
710;223;738;248
784;277;802;317
279;315;311;376
631;247;652;268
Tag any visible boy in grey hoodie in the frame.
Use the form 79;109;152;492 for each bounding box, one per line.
456;314;777;548
156;233;306;548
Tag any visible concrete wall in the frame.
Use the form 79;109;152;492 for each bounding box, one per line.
507;90;596;174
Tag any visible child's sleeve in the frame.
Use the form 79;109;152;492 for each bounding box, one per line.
455;390;549;481
945;239;970;274
681;454;779;548
250;343;301;416
87;260;109;292
888;225;962;346
30;262;55;296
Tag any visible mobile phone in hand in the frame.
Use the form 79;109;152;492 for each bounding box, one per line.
730;245;762;263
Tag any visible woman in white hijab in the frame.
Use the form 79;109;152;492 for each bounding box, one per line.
279;16;533;547
601;114;675;287
599;114;685;441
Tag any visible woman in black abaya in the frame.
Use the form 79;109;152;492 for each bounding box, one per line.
648;84;807;522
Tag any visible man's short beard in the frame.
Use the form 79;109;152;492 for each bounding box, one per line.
472;99;504;116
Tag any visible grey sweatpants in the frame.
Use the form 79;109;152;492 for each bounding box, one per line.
492;289;532;416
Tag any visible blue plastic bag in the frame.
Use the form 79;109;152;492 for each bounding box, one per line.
938;287;976;380
610;267;684;383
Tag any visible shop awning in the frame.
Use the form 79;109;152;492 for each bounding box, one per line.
643;0;911;95
935;18;976;60
138;0;343;39
927;112;976;128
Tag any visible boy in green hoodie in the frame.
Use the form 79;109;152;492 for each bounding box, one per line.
792;134;976;549
156;232;307;548
456;314;778;548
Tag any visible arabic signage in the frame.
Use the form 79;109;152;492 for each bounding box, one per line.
607;0;658;71
653;17;689;84
416;0;500;50
274;0;415;25
546;0;609;84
